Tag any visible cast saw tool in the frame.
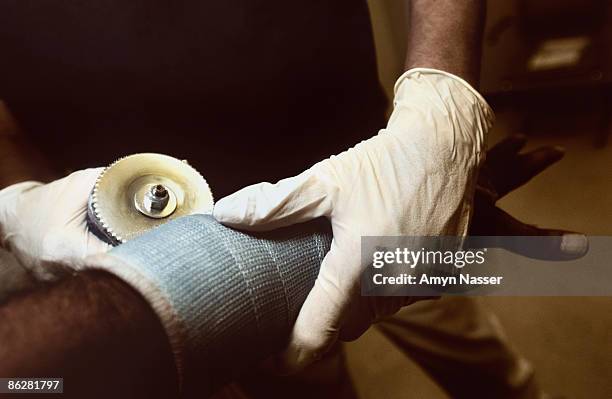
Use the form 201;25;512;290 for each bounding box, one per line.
87;153;214;245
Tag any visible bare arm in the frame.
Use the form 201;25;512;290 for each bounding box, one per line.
405;0;486;88
0;270;178;398
0;3;488;393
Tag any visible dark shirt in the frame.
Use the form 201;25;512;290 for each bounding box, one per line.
0;0;386;196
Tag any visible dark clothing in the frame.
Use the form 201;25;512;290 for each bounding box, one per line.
0;0;386;196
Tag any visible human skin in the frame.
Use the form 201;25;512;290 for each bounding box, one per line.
405;0;486;87
0;1;500;397
0;136;572;397
0;271;178;398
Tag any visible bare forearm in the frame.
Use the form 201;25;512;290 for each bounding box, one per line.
405;0;486;88
0;100;58;188
0;270;178;398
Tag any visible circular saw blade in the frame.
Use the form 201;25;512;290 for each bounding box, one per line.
88;153;214;245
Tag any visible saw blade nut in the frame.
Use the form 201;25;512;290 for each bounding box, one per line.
134;183;177;218
87;153;214;245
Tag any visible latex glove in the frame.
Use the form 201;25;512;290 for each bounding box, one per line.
0;168;110;280
214;69;494;372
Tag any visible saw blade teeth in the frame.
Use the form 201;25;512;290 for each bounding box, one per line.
91;166;113;230
87;153;215;245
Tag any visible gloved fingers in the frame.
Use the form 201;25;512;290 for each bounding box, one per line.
67;167;104;188
0;182;43;244
20;168;102;206
44;230;112;271
272;248;350;374
0;181;43;201
0;168;108;279
55;167;103;198
86;232;113;254
42;220;112;265
58;168;104;220
470;205;588;260
56;168;110;254
26;168;104;228
213;171;332;231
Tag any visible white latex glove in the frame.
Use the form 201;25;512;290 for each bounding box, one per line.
0;168;110;280
213;69;494;372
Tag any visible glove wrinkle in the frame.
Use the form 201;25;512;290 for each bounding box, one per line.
213;68;494;373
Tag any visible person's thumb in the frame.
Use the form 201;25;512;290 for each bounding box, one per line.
272;246;351;374
213;170;332;231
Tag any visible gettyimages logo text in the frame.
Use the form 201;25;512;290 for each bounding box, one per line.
372;247;488;269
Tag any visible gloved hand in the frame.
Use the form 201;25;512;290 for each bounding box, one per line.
0;168;110;280
213;69;494;373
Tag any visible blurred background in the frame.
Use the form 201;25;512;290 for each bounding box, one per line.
346;1;612;398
